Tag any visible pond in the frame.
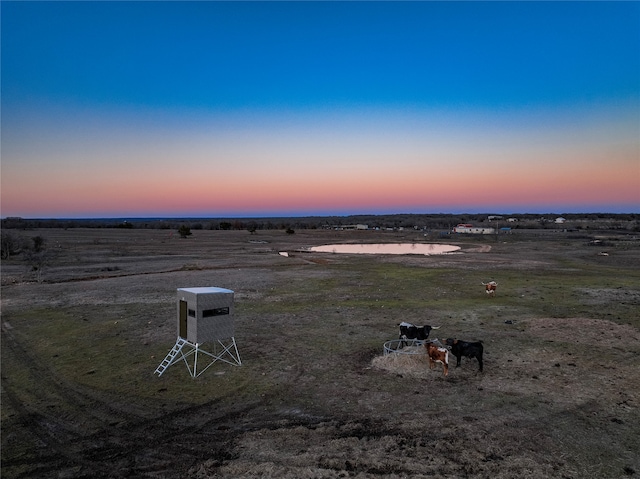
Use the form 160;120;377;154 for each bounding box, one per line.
308;243;460;256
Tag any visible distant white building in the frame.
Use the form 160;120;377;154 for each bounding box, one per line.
555;217;566;224
339;224;369;230
452;224;495;234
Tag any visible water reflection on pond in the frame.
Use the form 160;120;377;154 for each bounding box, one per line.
309;243;460;255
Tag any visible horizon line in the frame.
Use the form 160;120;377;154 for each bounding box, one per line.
3;211;638;222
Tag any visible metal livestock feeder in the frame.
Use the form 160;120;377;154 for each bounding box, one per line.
383;338;443;356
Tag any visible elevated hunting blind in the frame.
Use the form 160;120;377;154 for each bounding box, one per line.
154;287;242;378
177;287;234;343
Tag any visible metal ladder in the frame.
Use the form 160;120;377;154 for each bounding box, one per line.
154;337;188;376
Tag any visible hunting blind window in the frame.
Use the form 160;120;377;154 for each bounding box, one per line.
203;307;229;317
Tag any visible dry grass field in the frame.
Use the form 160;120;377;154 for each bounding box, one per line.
2;227;639;478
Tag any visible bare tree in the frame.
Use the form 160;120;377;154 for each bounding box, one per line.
23;236;55;283
1;231;23;259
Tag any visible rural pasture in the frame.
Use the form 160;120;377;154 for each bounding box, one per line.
1;227;639;478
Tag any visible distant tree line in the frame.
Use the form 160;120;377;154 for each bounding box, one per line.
2;213;639;232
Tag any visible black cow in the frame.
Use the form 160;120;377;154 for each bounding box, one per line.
445;338;484;372
398;322;440;346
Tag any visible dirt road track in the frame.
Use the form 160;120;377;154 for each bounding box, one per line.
2;322;253;478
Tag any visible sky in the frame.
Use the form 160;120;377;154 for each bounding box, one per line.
1;1;639;218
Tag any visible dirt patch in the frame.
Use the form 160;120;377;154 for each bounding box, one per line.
575;288;640;306
525;317;640;345
465;244;492;253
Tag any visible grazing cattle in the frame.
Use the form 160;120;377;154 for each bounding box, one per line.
445;338;484;372
482;281;498;297
425;341;449;376
398;321;440;346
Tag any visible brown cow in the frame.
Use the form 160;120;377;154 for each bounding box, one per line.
482;281;498;297
425;341;449;377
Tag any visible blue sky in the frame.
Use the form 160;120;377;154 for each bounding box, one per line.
2;1;639;218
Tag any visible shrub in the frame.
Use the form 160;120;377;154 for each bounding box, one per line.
178;225;192;238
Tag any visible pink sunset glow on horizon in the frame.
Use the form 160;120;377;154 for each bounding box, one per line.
2;148;637;218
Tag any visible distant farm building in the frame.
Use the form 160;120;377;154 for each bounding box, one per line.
555;217;566;224
452;224;495;234
333;224;369;230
